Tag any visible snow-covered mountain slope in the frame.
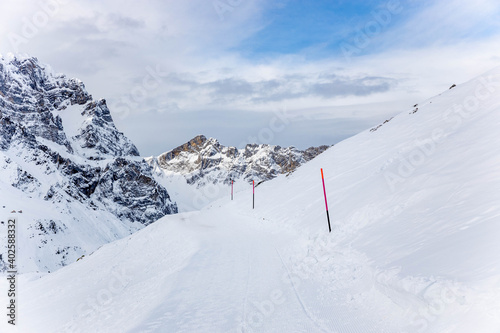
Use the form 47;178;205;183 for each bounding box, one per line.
146;135;330;211
2;67;500;333
0;54;177;273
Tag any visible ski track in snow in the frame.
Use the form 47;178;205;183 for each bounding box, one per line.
274;247;332;333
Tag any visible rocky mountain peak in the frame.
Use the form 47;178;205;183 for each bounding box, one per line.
0;55;177;272
150;134;331;189
0;54;139;158
160;134;209;159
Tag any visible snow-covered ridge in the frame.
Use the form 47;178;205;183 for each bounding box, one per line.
151;135;330;183
146;134;330;210
0;55;177;273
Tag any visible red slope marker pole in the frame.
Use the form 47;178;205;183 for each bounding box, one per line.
252;180;255;209
231;179;233;200
321;168;331;233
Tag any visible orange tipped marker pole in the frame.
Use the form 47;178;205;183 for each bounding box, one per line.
321;168;331;233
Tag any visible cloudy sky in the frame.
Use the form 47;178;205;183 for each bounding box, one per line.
1;0;500;155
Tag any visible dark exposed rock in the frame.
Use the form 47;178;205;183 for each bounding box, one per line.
95;158;177;224
0;54;177;225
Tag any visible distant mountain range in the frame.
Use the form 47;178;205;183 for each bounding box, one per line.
146;135;330;210
149;134;330;185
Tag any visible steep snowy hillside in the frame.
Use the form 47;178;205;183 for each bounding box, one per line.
146;135;329;211
2;67;500;333
0;54;177;273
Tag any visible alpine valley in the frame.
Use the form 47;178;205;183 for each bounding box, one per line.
0;54;328;273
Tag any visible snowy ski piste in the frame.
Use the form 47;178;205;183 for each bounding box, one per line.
1;67;500;332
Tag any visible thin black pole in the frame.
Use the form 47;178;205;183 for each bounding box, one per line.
231;180;233;200
252;180;255;209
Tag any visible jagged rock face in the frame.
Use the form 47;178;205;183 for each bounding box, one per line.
0;54;177;272
95;158;176;224
77;99;140;157
0;56;139;157
1;57;86;152
151;134;330;187
0;55;176;224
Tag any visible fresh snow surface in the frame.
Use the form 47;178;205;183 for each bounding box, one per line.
1;67;500;332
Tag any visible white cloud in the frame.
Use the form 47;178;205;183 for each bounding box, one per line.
0;0;499;155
